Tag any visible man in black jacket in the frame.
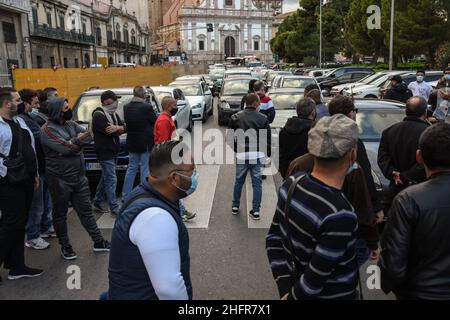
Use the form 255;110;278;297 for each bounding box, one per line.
279;97;315;179
378;96;430;207
92;91;125;215
122;86;157;201
229;94;271;220
328;96;384;265
380;123;450;300
383;75;413;103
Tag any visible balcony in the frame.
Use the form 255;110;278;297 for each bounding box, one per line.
32;25;95;45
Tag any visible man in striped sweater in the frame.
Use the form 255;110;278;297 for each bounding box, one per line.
266;114;360;300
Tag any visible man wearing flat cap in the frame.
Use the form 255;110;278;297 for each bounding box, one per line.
266;114;360;300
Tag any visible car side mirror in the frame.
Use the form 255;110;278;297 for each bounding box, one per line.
322;90;330;97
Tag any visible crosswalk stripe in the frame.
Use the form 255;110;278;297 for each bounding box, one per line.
96;165;220;230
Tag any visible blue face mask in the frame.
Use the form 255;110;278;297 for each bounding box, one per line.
445;75;450;81
175;170;199;196
417;76;424;82
346;162;359;175
30;108;39;116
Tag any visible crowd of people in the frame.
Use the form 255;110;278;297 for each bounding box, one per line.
1;67;450;300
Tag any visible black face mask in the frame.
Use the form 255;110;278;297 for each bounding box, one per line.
62;109;73;121
170;108;178;117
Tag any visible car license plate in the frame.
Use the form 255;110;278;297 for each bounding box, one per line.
86;163;102;171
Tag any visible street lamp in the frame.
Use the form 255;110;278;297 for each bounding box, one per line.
389;0;395;71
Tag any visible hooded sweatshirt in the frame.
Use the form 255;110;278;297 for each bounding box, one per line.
384;83;413;103
279;116;314;179
40;97;92;180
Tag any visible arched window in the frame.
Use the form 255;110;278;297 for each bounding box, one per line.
115;24;121;42
131;29;136;45
253;35;260;51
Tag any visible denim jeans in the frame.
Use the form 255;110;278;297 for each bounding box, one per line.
122;152;150;201
94;159;120;213
25;175;53;240
356;238;370;268
232;159;263;212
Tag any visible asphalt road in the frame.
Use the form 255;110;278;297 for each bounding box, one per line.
0;99;394;300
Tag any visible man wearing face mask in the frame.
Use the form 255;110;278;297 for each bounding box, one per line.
434;67;450;121
154;96;196;222
408;70;432;101
91;90;125;216
18;89;55;250
0;88;43;283
108;141;195;300
40;97;110;260
267;115;360;300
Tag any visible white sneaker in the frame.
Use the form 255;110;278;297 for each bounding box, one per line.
232;207;240;215
25;237;50;250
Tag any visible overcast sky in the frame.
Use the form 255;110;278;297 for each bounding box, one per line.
283;0;300;12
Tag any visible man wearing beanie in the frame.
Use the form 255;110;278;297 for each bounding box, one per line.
266;114;360;300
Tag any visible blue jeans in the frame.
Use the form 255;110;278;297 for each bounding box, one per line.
356;238;370;268
26;175;53;240
232;159;263;212
122;152;150;201
94;159;120;213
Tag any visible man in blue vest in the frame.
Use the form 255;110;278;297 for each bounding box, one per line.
108;140;197;300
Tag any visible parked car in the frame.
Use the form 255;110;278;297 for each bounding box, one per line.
315;66;375;83
379;71;443;98
176;75;207;85
169;81;213;123
342;71;411;99
209;69;225;96
320;71;374;96
331;72;390;96
151;86;193;131
267;88;306;128
271;75;319;90
264;70;292;86
72;87;161;179
224;69;252;79
218;76;256;126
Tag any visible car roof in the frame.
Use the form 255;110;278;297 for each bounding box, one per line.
150;86;176;92
353;98;405;109
80;88;135;96
223;76;257;81
280;75;315;79
268;88;305;94
170;81;201;86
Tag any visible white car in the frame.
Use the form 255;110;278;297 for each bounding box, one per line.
271;75;319;90
342;71;410;99
331;72;391;96
170;81;213;123
151;86;192;132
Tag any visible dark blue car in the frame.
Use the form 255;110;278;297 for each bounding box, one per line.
72;88;161;180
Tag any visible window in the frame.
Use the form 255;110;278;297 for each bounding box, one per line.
82;22;87;35
225;0;233;6
46;12;52;28
96;28;102;45
59;15;65;30
2;22;17;43
254;40;259;51
74;58;79;68
37;56;43;69
32;7;38;26
107;30;113;46
124;30;129;45
116;31;121;42
64;58;68;68
50;56;55;67
199;40;205;51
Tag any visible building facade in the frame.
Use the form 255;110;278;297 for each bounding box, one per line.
179;0;281;64
28;0;150;69
0;0;32;86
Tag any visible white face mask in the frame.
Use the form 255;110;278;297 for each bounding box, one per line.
346;162;359;175
31;108;39;116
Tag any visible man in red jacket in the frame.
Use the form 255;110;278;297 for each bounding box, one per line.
154;96;196;222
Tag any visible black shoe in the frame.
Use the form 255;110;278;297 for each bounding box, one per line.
249;210;261;221
93;240;111;252
61;245;78;260
8;266;44;280
262;175;267;180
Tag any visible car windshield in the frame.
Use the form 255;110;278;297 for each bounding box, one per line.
171;84;201;96
270;93;304;110
74;94;133;123
268;72;291;82
282;78;316;89
356;109;405;141
153;91;173;104
222;79;251;96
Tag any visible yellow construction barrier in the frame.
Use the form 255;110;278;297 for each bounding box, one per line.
13;64;207;106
